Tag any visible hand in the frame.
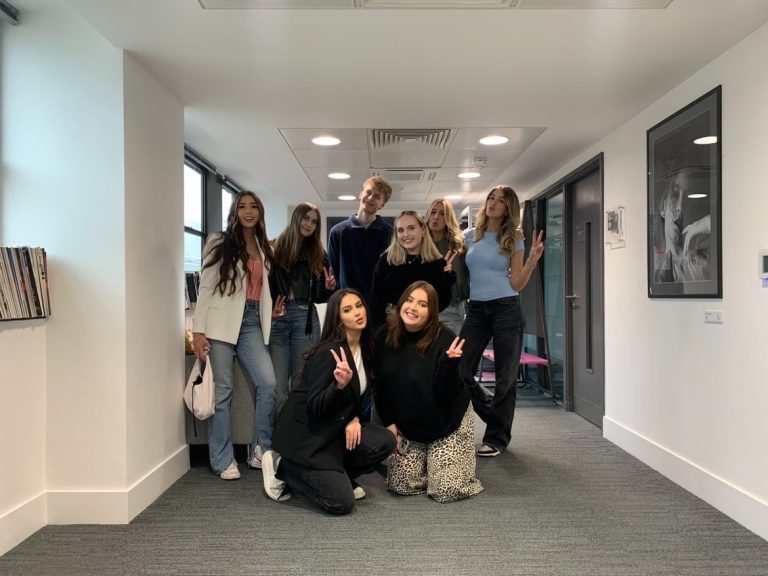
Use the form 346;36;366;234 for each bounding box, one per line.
682;215;710;258
446;336;465;359
271;295;287;322
526;229;545;270
443;250;457;273
323;266;337;291
330;347;353;388
345;418;362;451
386;424;403;453
192;332;211;362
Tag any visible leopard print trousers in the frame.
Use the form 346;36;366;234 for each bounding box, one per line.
386;406;484;503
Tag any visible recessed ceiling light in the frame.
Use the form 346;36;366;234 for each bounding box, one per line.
458;171;481;179
479;135;509;146
328;172;351;180
693;136;717;145
338;195;356;201
444;195;462;200
687;193;707;199
312;136;340;146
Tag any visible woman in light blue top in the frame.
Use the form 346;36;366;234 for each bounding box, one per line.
459;186;543;458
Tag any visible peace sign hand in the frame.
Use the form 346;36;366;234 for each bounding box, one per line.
271;295;287;322
330;347;353;388
446;336;465;358
527;229;545;268
443;250;457;273
323;266;337;291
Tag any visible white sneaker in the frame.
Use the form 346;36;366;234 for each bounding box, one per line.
352;482;366;500
249;445;264;469
262;450;290;501
219;460;241;481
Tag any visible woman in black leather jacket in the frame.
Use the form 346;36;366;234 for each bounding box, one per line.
268;203;337;416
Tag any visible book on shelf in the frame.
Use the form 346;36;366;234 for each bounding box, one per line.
0;246;51;321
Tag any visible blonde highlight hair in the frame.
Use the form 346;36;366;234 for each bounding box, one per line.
426;198;465;254
386;211;442;266
472;185;522;255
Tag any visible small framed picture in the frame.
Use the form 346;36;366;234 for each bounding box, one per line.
605;206;626;250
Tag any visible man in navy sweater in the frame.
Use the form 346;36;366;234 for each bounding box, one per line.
328;177;393;303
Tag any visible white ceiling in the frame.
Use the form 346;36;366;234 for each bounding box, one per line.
62;0;768;211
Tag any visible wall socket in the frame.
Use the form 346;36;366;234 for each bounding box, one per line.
704;310;724;324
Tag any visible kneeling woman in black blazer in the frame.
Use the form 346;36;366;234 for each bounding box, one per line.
262;288;395;514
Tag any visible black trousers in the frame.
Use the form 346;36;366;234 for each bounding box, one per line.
278;423;395;515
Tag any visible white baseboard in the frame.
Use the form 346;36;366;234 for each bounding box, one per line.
0;492;47;557
604;416;768;542
47;446;189;525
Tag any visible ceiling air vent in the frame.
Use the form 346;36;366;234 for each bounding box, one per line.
370;129;453;150
376;170;425;182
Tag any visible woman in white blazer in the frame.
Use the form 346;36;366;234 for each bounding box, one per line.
192;191;282;480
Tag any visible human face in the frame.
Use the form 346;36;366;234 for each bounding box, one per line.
428;204;447;234
237;195;260;229
485;189;509;220
299;209;319;238
400;287;430;332
339;293;367;332
396;214;425;255
358;186;385;215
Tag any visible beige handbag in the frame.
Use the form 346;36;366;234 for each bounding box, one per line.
183;356;215;420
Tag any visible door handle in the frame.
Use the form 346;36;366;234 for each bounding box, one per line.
566;294;580;309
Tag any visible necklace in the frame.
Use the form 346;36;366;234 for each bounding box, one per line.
405;254;419;264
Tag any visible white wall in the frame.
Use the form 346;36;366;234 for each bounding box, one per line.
122;53;188;515
532;21;768;540
0;0;188;553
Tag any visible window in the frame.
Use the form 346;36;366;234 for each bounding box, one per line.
184;163;205;272
221;185;234;230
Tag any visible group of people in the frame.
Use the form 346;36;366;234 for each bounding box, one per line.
191;176;544;514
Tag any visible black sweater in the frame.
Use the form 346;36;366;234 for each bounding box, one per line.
374;327;469;443
369;254;455;328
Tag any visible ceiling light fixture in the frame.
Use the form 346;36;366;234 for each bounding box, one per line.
338;195;356;200
693;136;717;145
312;136;341;146
687;193;707;199
328;172;351;180
479;135;509;146
458;171;481;179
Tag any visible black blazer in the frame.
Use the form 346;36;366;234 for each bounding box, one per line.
272;340;369;472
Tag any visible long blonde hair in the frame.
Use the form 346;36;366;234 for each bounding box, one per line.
426;198;465;255
386;211;442;266
472;186;522;255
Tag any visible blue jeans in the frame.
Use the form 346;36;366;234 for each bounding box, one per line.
459;296;525;451
208;302;277;474
269;300;320;412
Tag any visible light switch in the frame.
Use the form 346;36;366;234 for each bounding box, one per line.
704;310;724;324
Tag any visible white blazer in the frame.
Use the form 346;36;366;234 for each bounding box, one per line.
192;233;273;345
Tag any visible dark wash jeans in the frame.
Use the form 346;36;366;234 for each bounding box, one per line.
459;296;525;451
277;423;395;515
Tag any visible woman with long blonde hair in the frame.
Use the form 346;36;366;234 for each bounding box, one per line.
426;198;470;335
368;210;456;329
459;186;543;458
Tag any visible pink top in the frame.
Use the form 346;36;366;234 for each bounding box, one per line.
246;258;264;302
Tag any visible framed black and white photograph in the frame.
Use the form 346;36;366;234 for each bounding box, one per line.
647;86;722;298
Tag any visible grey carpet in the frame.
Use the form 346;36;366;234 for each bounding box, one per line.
2;407;767;576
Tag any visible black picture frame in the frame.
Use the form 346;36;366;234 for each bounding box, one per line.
647;86;722;298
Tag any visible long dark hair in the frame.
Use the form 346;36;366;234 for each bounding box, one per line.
203;191;274;296
272;202;324;276
385;280;442;358
304;288;375;377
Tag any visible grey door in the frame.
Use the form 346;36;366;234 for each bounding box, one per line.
566;166;605;427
